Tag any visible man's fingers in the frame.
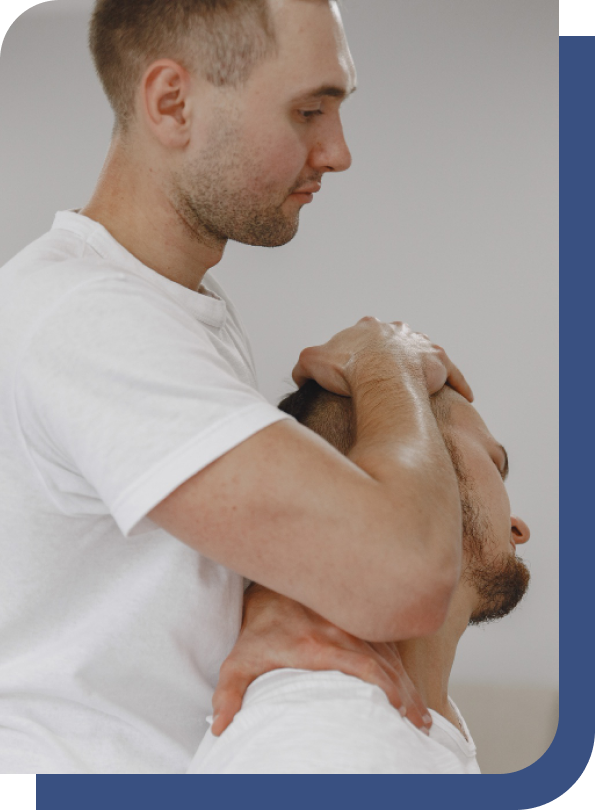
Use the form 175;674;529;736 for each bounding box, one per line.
210;705;237;737
292;319;473;404
394;662;433;730
291;360;309;389
443;359;473;402
292;346;325;388
310;632;431;732
391;675;431;732
371;643;432;732
340;652;405;711
291;349;352;396
211;674;250;737
322;647;414;718
434;344;473;402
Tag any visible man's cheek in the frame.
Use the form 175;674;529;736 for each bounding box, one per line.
260;136;308;183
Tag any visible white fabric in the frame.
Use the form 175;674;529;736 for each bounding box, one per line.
0;211;290;774
187;669;481;774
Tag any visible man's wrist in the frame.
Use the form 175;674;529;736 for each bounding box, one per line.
346;350;424;399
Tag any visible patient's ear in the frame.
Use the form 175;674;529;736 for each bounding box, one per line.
510;516;530;544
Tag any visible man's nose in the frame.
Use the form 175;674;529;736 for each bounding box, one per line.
511;515;530;544
310;118;352;174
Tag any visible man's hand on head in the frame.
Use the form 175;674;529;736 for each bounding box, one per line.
292;318;473;402
211;584;433;738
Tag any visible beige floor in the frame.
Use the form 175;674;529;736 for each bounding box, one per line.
449;683;559;774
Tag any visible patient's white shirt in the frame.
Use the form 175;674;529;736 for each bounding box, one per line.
187;669;481;774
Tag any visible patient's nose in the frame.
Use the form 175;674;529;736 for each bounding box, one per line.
510;516;530;544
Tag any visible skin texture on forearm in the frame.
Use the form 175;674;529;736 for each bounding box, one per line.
321;360;462;640
348;361;462;596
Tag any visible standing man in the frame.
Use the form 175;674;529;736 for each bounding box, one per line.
0;0;470;773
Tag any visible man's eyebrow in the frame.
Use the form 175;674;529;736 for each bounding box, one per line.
293;85;357;102
498;444;509;481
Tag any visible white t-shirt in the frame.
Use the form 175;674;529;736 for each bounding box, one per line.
187;669;481;774
0;211;290;774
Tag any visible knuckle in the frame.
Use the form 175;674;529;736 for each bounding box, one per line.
217;658;234;676
322;624;353;646
297;633;326;660
212;684;233;701
298;345;315;361
218;658;244;680
358;656;384;681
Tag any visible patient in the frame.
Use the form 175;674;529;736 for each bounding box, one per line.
187;382;531;774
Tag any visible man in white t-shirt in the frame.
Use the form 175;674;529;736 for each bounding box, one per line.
0;1;475;772
188;383;531;773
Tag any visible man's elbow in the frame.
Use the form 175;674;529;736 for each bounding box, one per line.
350;494;462;640
403;570;459;637
346;559;460;642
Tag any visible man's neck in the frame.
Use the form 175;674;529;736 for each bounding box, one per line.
394;601;470;731
81;137;225;292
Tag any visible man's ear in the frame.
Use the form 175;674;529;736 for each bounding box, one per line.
140;59;193;148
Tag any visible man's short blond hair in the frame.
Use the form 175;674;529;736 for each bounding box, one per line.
89;0;277;132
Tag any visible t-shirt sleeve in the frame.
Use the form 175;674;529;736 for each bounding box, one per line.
15;274;290;536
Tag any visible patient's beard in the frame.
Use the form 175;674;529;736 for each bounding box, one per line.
460;492;531;626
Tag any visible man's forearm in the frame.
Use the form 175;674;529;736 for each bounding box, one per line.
344;360;462;638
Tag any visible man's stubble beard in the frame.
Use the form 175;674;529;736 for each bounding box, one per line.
170;125;305;249
460;489;531;626
442;431;531;626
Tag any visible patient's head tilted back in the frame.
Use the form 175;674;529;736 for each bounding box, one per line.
279;380;531;626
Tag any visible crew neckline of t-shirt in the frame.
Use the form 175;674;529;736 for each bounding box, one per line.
51;210;228;329
428;700;477;759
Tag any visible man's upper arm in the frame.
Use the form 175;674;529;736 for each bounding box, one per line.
148;417;448;641
15;274;288;534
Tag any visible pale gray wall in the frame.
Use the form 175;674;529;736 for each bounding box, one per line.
0;0;559;773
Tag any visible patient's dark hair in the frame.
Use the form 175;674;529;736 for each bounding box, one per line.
278;380;454;456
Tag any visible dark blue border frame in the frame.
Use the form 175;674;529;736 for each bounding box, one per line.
35;35;594;810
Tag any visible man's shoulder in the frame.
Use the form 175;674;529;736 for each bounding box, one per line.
0;231;142;351
1;220;123;296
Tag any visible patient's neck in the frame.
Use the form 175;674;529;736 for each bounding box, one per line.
395;601;470;730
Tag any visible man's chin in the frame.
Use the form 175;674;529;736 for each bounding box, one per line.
231;215;300;248
468;554;531;626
